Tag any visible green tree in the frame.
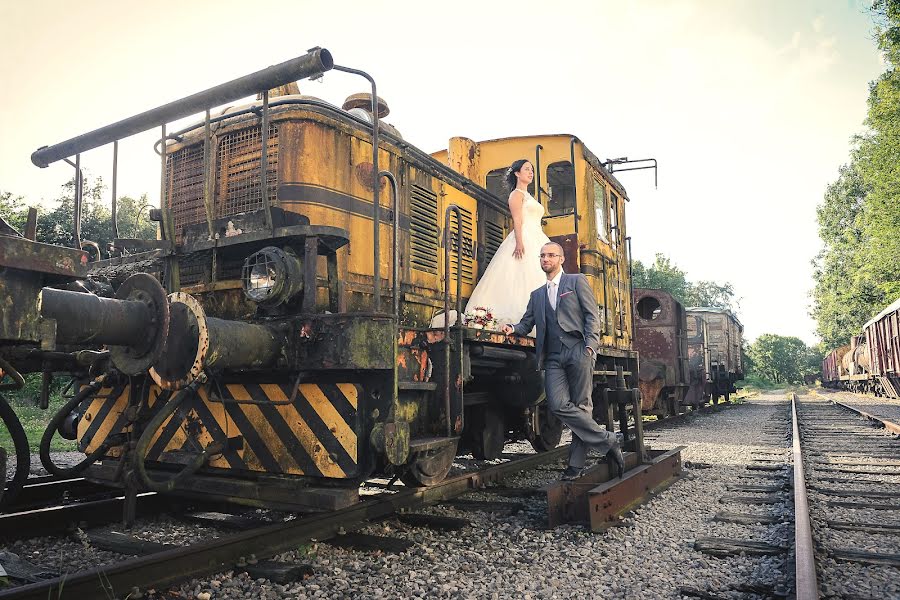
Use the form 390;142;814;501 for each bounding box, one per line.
633;253;736;310
813;0;900;348
1;175;156;258
632;253;690;300
747;334;810;384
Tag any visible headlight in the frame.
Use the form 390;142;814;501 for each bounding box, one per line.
241;246;303;306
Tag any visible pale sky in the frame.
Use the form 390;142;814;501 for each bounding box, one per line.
0;0;885;344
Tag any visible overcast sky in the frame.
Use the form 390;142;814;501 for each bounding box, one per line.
0;0;885;344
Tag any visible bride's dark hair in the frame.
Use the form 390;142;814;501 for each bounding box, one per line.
505;159;530;192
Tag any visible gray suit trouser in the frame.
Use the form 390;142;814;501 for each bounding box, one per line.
545;343;617;469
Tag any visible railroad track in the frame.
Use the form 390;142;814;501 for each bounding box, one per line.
793;393;900;599
0;444;578;599
0;402;735;599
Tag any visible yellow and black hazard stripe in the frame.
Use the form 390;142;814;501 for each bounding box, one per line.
79;380;362;480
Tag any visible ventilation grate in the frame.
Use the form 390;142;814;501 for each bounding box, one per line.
483;220;505;265
166;144;206;242
409;184;439;274
449;206;474;285
216;123;279;218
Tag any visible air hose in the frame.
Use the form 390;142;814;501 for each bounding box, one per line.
39;374;126;478
132;375;223;494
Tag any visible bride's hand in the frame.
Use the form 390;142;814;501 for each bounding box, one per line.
513;242;525;260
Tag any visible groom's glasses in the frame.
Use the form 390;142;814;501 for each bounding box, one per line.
539;253;561;258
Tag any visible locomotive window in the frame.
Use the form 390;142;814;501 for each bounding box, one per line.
546;161;575;216
486;167;534;200
593;178;608;243
637;297;662;320
609;192;619;249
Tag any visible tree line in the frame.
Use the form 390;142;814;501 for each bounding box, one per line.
0;175;157;256
812;0;900;351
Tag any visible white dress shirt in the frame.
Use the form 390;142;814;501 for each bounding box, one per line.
546;270;564;310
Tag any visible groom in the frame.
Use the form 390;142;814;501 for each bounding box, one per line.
501;242;625;480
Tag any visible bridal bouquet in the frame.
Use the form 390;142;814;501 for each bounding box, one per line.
464;307;497;330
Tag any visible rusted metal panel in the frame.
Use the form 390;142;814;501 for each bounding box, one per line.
0;235;88;278
588;447;684;531
633;289;688;413
0;238;88;344
293;314;395;370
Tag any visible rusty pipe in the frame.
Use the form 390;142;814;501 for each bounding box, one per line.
40;287;153;347
31;48;334;168
150;292;280;390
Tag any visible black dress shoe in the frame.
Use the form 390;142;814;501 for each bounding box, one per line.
560;466;585;480
607;446;625;479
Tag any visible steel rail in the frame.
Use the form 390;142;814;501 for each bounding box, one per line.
0;492;171;542
0;445;570;599
830;399;900;435
2;477;109;512
791;393;820;600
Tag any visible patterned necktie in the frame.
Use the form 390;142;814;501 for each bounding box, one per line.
548;281;557;310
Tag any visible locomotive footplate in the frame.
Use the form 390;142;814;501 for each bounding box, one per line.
545;447;684;530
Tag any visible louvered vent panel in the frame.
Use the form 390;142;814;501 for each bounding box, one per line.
166;144;206;241
449;207;474;285
484;220;505;265
216;123;279;218
409;184;439;274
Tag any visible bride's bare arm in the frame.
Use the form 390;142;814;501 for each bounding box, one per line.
508;190;526;259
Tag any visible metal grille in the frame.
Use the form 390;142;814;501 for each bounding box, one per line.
216;123;279;218
483;220;504;265
178;250;213;286
409;184;439;274
449;206;474;285
166;144;206;240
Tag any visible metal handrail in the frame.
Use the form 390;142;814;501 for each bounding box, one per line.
332;65;381;312
443;204;463;437
31;48;333;168
380;170;401;422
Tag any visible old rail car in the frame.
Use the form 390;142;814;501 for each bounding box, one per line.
822;296;900;398
0;222;91;506
632;288;689;416
14;48;645;512
685;307;744;403
632;288;741;415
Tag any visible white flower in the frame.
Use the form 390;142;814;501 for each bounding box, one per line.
475;309;486;318
471;323;483;329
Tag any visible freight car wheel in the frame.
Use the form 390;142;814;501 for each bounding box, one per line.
401;440;458;487
529;402;563;453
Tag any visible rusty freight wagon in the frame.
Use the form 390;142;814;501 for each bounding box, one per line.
632;288;690;416
685;307;744;402
864;296;900;398
16;48;652;512
821;344;851;388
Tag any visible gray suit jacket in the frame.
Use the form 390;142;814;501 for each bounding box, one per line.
512;272;602;369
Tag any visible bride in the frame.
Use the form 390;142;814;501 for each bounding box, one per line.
463;159;551;330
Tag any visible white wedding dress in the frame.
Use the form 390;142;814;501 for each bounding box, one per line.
463;190;551;329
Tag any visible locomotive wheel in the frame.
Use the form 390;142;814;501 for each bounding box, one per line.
529;402;563;453
401;439;458;487
465;405;506;460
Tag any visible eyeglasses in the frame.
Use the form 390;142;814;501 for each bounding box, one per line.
539;253;561;258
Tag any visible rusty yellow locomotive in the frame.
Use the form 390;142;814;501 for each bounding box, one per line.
13;48;642;511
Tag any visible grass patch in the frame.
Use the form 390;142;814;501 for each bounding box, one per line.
1;374;77;453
